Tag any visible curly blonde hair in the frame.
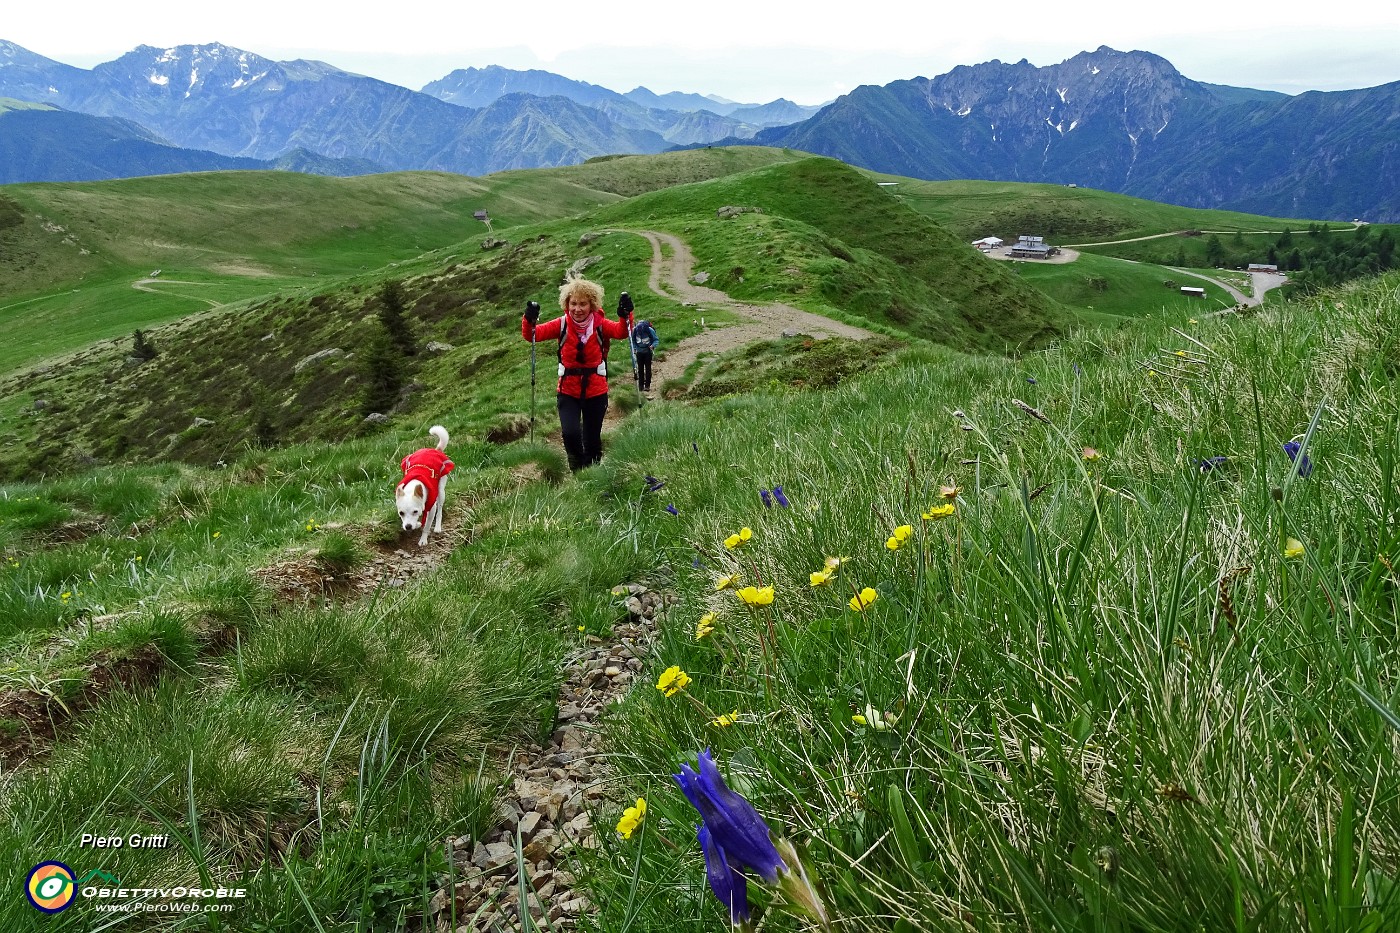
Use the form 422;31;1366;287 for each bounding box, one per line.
558;274;603;312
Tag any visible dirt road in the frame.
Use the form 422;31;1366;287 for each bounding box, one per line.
624;229;874;393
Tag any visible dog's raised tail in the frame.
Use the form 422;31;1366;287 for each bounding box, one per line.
429;425;449;450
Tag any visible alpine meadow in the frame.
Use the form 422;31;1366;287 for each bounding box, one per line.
1;142;1398;933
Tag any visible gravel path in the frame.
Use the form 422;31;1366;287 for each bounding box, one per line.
626;229;875;394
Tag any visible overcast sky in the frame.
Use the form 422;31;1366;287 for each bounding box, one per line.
7;2;1399;105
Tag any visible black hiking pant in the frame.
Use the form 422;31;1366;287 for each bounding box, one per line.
635;349;653;391
557;392;609;472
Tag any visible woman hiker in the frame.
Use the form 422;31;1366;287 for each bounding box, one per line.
523;275;631;472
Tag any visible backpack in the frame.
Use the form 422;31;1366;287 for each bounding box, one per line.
554;311;611;379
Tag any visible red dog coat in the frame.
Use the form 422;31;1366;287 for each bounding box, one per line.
400;448;455;512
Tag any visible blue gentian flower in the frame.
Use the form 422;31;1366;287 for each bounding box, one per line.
1283;441;1314;477
1026;377;1037;385
1197;456;1229;473
645;475;666;493
760;488;772;508
665;504;679;516
674;749;786;882
699;824;751;926
772;486;790;508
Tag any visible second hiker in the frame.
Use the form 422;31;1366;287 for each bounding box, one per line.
523;275;631;472
630;314;659;393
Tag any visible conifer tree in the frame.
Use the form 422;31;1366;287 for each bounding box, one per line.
377;280;416;357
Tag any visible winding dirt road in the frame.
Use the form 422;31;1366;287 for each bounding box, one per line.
624;229;874;393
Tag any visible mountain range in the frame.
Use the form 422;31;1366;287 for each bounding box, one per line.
0;39;1396;221
736;47;1399;222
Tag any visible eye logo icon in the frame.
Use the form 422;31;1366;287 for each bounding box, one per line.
26;861;76;913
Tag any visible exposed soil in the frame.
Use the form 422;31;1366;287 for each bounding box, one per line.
0;643;167;768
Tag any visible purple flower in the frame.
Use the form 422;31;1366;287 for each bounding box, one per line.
665;504;679;516
1026;376;1037;385
699;824;751;926
674;749;786;882
772;486;790;508
645;475;666;493
1074;364;1083;376
692;442;699;454
760;488;773;508
1197;455;1229;473
1283;441;1314;477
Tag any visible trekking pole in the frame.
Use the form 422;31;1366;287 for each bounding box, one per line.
619;291;639;388
526;301;540;442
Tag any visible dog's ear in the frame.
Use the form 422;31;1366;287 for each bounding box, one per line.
412;483;425;500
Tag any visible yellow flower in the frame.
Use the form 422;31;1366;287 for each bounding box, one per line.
715;574;738;591
809;569;833;587
711;710;740;728
577;625;586;632
616;798;646;839
61;592;71;600
1188;318;1199;325
736;585;775;606
886;524;914;550
851;714;868;726
921;503;956;520
849;587;878;612
1175;350;1188;358
723;527;754;550
1285;537;1305;559
656;665;691;697
212;531;221;539
696;613;716;639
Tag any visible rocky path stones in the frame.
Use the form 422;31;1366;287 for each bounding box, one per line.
426;585;668;932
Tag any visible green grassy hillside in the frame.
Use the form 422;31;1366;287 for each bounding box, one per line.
0;158;1068;483
880;175;1346;242
595;158;1070;349
2;269;1396;930
0;171;622;377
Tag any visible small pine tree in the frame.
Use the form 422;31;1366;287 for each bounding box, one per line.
1205;235;1226;267
377;280;417;357
360;332;405;418
131;329;158;361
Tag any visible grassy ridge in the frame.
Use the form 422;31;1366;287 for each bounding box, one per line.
0;158;1071;482
595;158;1071;350
0;170;621;378
882;175;1344;242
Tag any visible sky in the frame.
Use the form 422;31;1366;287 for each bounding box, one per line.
7;2;1399;105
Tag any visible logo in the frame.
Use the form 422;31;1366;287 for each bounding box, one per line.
25;861;76;913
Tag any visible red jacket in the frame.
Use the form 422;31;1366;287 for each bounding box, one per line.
523;311;631;399
400;448;454;512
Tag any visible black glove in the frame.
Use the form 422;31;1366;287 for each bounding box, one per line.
524;300;540;324
617;292;634;317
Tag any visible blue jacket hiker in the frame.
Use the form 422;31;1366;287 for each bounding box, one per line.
631;319;659;392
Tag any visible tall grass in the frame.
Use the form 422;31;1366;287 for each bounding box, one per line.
584;273;1400;930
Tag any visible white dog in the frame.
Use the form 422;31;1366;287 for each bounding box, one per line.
396;425;454;546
